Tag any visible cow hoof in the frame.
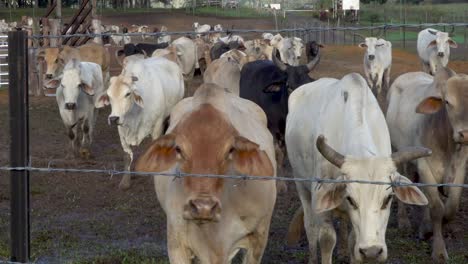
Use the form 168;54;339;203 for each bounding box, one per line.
276;181;288;193
79;148;91;160
432;240;448;263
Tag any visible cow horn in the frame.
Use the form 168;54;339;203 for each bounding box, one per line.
272;47;287;71
316;135;345;168
428;29;438;35
306;49;321;71
391;147;432;165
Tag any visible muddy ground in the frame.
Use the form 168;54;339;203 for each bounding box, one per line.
1;10;468;264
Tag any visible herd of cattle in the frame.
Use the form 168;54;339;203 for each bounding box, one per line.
33;21;466;263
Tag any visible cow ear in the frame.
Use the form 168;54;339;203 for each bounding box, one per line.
232;136;274;177
133;90;143;108
448;39;457;48
37;50;45;60
79;83;94;96
96;94;110;108
415;96;443;114
315;183;347;213
135;134;177;173
427;40;437;48
391;174;428;206
358;43;367;48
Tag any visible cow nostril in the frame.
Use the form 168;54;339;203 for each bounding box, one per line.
438;52;444;57
377;248;383;256
359;248;366;256
368;55;375;60
65;103;76;110
45;74;53;79
108;116;120;125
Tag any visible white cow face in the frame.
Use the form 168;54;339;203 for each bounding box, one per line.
97;75;143;125
315;136;429;262
427;30;457;58
60;60;94;110
292;37;304;61
359;37;388;61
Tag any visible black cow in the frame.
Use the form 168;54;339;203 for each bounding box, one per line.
239;48;320;147
117;43;169;57
210;41;244;60
305;41;324;62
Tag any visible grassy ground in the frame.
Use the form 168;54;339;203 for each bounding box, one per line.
360;3;468;24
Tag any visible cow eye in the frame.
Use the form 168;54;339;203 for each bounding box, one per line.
376;44;384;47
175;146;185;159
381;194;393;210
54;59;58;63
346;196;358;209
125;92;131;98
445;100;450;106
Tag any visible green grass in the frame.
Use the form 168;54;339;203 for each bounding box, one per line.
360;3;468;24
71;249;169;264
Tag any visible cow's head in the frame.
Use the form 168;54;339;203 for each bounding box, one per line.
136;103;273;223
60;59;95;110
193;22;199;30
359;37;389;61
427;29;457;58
315;135;429;262
292;37;304;61
97;75;142;125
272;48;319;90
213;24;222;31
416;69;468;145
38;47;63;80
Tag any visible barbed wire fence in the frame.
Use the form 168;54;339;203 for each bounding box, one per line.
2;23;468;263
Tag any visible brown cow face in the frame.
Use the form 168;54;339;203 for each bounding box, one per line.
416;74;468;144
38;48;64;80
135;104;274;222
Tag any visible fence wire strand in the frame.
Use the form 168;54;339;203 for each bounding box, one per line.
1;165;467;188
25;23;468;39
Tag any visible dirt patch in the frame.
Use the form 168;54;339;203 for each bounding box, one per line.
1;11;468;264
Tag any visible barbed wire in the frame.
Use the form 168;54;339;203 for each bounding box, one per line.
24;22;468;39
1;165;467;188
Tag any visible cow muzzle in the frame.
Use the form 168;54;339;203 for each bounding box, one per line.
108;116;120;126
183;196;221;222
64;103;76;110
438;52;445;57
45;74;53;80
368;54;375;60
359;246;384;260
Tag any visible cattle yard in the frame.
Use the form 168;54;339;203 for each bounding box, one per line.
1;10;468;264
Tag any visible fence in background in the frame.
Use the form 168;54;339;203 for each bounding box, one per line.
0;34;8;89
2;24;468;262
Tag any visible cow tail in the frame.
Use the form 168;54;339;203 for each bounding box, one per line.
286;206;304;246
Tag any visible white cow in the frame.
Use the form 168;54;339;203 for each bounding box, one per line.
358;37;392;98
219;34;245;45
157;25;171;44
193;22;211;38
55;59;104;159
213;24;223;31
153;36;197;80
97;57;185;189
417;28;457;75
270;34;303;66
204;56;242;95
286;73;429;263
386;67;468;262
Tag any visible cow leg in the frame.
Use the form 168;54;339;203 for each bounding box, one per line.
274;141;287;193
67;125;79;158
443;150;467;222
418;160;448;263
167;225;192;264
242;216;271;264
79;116;93;160
319;214;336;264
119;143;133;190
295;182;319;264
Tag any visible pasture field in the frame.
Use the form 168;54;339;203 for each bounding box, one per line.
0;10;468;264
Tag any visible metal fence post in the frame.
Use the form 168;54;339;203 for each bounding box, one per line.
8;29;30;263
